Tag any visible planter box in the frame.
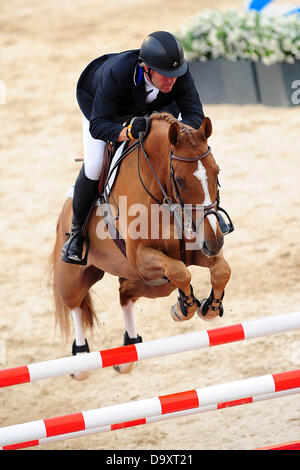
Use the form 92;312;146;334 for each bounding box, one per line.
254;61;300;107
189;58;259;105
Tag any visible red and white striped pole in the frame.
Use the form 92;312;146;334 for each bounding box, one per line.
2;387;299;450
0;312;299;388
257;439;300;450
0;369;299;448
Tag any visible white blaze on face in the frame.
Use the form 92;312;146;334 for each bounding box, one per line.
193;161;217;235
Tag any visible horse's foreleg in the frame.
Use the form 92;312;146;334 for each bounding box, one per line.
198;252;231;321
136;245;197;321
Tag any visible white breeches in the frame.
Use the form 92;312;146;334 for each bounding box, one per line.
82;114;106;181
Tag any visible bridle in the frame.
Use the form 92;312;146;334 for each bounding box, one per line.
138;135;234;239
169;145;217;212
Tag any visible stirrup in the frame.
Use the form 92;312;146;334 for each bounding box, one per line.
62;231;90;266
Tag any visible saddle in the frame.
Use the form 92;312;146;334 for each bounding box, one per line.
97;140;132;258
64;142;129;266
98;142;115;195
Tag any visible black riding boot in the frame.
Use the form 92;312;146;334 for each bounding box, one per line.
62;165;99;265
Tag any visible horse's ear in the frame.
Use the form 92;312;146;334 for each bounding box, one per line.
168;121;181;145
198;117;212;140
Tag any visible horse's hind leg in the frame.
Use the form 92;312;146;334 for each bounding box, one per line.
53;243;104;380
70;266;105;380
69;304;92;381
113;278;142;374
52;199;105;379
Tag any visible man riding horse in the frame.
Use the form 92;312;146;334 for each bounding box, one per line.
62;30;204;264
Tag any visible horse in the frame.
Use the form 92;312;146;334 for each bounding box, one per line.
50;112;233;379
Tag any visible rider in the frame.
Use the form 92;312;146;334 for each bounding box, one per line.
62;30;205;264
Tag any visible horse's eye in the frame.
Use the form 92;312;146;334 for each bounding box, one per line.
175;177;185;188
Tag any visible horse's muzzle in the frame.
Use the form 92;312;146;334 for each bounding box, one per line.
201;236;224;257
200;208;234;257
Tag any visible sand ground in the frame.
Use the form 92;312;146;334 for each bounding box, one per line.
0;0;299;450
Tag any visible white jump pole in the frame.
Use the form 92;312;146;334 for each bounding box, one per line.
0;312;299;388
0;368;299;448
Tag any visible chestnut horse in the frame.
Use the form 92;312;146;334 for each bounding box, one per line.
50;113;233;378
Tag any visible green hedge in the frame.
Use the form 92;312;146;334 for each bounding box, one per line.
176;9;300;65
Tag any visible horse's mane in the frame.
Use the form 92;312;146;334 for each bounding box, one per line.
151;112;180;126
151;112;200;148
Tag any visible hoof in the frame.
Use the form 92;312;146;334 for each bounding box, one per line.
197;302;219;321
197;293;224;321
70;368;91;381
171;301;195;322
171;286;199;322
113;331;142;374
113;362;135;374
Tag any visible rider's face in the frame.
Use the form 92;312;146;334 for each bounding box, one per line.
144;66;177;93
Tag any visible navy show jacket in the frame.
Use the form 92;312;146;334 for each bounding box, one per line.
76;49;204;145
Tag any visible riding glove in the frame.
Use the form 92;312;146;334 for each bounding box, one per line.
127;116;148;139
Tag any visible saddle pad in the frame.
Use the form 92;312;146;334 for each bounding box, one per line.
105;141;127;195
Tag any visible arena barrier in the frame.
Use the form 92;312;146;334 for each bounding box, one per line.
0;311;299;388
1;387;299;450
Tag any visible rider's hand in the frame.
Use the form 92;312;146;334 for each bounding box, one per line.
127;116;148;140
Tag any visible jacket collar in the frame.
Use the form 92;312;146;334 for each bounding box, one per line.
132;64;147;113
132;63;166;113
133;63;143;86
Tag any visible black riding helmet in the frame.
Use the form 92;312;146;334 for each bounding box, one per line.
139;31;187;78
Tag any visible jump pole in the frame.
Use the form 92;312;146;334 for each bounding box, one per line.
0;311;299;388
257;439;300;450
0;368;299;448
2;387;299;450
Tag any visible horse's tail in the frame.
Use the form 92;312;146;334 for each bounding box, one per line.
48;213;97;340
